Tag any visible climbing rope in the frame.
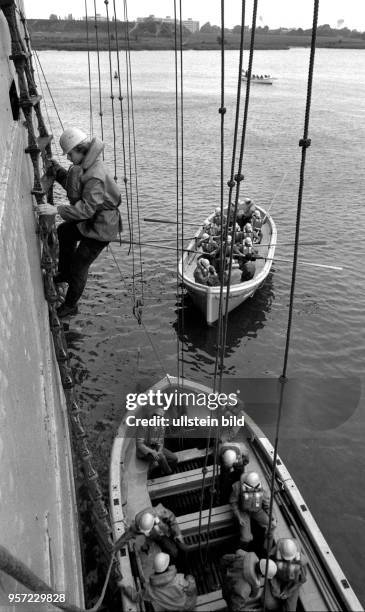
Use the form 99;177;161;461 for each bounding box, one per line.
262;1;320;608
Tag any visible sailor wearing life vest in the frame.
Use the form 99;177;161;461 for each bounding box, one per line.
219;441;250;503
270;538;307;612
120;552;197;611
113;504;188;567
221;549;279;612
229;471;277;545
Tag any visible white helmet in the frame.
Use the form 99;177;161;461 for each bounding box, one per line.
279;538;298;561
222;449;237;468
243;471;261;489
215;207;221;214
259;559;277;579
153;552;170;573
137;510;155;535
201;233;209;240
59;127;88;155
199;258;210;269
244;237;253;246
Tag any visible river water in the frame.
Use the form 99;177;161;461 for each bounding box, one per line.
38;48;365;605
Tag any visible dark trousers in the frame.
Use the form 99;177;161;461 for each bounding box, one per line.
57;222;108;307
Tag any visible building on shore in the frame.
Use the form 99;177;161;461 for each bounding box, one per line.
136;14;199;33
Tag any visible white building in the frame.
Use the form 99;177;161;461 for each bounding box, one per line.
136;15;199;32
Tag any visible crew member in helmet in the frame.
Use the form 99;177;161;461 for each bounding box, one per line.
252;209;263;243
270;538;307;612
136;407;178;476
120;552;197;611
219;441;250;503
229;471;277;547
113;504;188;566
194;258;219;286
37;127;122;318
197;232;210;249
221;549;278;611
237;197;256;228
201;234;219;262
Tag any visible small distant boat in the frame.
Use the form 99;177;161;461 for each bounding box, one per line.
242;72;274;85
178;205;277;325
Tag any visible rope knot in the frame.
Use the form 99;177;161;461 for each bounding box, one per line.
234;173;244;182
218;107;226;115
299;138;311;148
227;179;235;188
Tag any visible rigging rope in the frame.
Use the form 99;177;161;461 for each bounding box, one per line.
104;0;118;180
84;0;94;137
93;0;105;151
262;1;320;608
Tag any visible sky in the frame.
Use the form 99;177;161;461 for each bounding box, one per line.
24;0;365;32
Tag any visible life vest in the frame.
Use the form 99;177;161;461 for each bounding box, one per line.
275;550;302;583
240;488;263;512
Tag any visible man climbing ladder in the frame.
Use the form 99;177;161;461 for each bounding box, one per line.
38;127;122;317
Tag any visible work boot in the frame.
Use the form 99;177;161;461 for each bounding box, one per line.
57;303;78;318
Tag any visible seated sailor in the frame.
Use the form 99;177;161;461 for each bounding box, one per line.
121;552;198;612
197;232;210;249
240;260;256;282
212;206;227;227
219;441;250;503
243;222;254;241
221;550;279;612
223;261;242;286
201;234;219;261
194;258;219;286
270;538;307;612
229;471;277;548
113;504;188;563
136;407;178;476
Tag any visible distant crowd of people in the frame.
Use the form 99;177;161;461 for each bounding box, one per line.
243;70;272;79
193;197;264;287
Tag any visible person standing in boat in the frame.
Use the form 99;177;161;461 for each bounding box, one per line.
270;539;307;612
136;407;178;475
37;127;122;318
218;441;250;503
229;471;277;548
120;552;197;611
237;197;256;228
221;549;279;612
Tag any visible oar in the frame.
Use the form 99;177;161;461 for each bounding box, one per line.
111;240;342;271
144;217;200;227
139;237;327;248
255;255;343;271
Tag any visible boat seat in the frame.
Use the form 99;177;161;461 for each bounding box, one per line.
177;504;233;535
148;465;215;499
195;590;226;611
174;447;213;463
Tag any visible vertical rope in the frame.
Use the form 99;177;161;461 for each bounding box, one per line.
262;2;320;608
93;1;105;150
84;0;94;137
123;2;145;307
173;0;181;385
104;0;118;180
178;0;185;382
218;0;258;383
